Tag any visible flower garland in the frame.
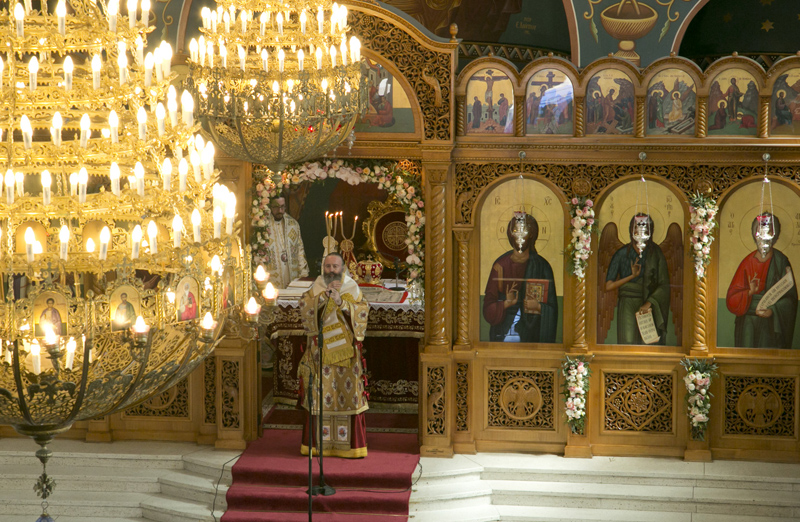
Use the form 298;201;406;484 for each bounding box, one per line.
250;159;424;281
562;355;591;435
680;358;718;441
688;192;719;280
565;196;596;280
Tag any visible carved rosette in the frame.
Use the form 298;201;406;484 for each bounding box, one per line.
427;167;448;345
426;366;446;435
573;97;585;137
515;95;525;137
350;11;452;141
725;375;795;436
691;277;708;352
635;96;645;138
695;98;707;138
488;370;555;429
759;95;770;138
604;373;673;433
456;363;469;432
204;357;217;424
221;360;241;429
454;229;472;346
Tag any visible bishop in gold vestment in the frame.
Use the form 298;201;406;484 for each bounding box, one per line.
298;253;370;458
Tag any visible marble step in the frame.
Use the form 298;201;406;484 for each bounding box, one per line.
158;469;230;510
474;454;800;488
409;505;501;522
412;455;483;487
4;517;151;522
409;480;493;512
496;505;800;522
489;479;800;518
0;463;164;493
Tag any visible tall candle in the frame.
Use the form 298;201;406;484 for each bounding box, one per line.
59;225;69;260
192;208;201;242
161;157;172;191
147;220;158;254
99;226;110;260
172;214;182;247
92;54;102;89
30;341;40;375
134;162;145;196
24;227;34;263
131;224;142;258
41;170;51;205
178;158;188;192
110;162;120;195
5;170;14;204
63;55;73;90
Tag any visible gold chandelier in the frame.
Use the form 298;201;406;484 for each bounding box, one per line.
0;0;258;515
184;0;368;172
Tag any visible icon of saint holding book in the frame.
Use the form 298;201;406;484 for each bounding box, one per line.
482;212;558;343
726;212;797;349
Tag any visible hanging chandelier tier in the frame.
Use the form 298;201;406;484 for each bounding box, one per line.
0;0;258;510
185;0;368;172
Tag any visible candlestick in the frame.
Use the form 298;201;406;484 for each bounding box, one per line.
190;149;201;182
14;172;22;197
14;3;24;37
99;226;110;260
135;162;145;196
78;167;88;203
127;0;136;29
254;265;269;289
30;341;40;375
156;102;165;136
181;90;194;126
178;158;188;192
108;0;118;31
65;338;76;370
80;113;91;148
118;53;128;85
172;214;183;247
131;224;142;258
41;170;51;205
63;55;73;90
143;52;153;87
59;225;69;260
110;162;120;195
69;172;77;196
147;220;158;254
92;54;102;89
192;208;201;242
51;112;62;146
24;227;34;263
131;316;150;345
162;157;172;191
5;170;13;204
140;0;150;25
137;106;147;140
225;193;236;234
213;206;222;238
20;115;32;149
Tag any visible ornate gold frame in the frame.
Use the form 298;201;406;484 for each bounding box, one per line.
362;195;408;270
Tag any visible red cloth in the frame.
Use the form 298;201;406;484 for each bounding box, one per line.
726;251;771;316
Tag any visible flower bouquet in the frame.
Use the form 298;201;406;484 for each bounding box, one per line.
562;355;592;435
680;357;718;441
565;196;596;280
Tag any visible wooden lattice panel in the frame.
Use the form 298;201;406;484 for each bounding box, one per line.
604;373;673;433
487;369;555;429
724;375;796;437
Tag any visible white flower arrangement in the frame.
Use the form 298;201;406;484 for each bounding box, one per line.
565;196;596;280
680;358;718;441
251;160;425;282
688;192;719;280
562;355;592;435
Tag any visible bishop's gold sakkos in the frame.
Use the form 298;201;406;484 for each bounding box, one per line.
0;0;253;490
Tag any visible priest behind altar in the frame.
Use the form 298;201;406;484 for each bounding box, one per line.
298;252;370;458
265;195;309;288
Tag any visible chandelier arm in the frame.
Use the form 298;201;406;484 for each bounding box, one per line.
61;337;94;426
101;332;155;416
11;341;35;426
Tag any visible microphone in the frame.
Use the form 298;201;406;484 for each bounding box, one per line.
389;256;406;291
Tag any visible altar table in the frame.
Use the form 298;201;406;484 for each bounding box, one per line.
264;298;423;406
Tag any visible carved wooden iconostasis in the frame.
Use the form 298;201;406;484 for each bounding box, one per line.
432;48;800;463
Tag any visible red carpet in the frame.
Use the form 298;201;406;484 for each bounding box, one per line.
222;429;419;521
263;407;418;432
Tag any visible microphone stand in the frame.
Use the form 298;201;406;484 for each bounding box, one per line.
309;291;335;498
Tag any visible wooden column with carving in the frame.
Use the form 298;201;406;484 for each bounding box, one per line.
690;276;709;356
574;96;585;137
635;96;645;138
425;164;451;347
454;228;472;348
695;98;707;138
515;95;525;137
214;338;259;450
456;95;465;137
571;277;589;353
758;95;770;138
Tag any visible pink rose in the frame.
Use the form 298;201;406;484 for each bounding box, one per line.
571;197;579;205
585;200;593;207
